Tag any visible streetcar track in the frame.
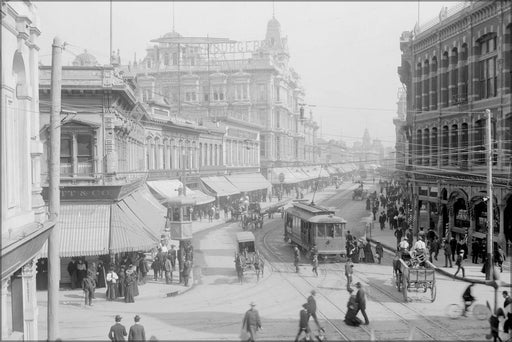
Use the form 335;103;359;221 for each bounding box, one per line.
256;184;470;341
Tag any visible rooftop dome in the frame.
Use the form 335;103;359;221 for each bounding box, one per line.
72;50;99;66
267;17;281;29
163;31;182;39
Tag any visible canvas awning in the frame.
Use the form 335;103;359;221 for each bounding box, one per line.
269;167;300;184
147;179;214;205
200;176;240;197
39;186;165;258
288;167;310;182
225;173;272;193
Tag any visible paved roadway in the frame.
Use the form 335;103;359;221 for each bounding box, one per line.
35;181;500;340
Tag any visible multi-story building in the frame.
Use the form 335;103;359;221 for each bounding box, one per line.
393;87;408;171
398;1;511;250
1;1;54;339
38;51;167;285
120;16;319;180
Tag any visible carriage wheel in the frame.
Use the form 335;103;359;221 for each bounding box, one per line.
430;283;437;302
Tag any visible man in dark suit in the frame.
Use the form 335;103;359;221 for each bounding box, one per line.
128;315;146;342
242;302;262;342
307;290;323;331
355;282;370;325
108;315;127;341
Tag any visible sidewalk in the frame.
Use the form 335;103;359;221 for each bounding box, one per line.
367;221;512;287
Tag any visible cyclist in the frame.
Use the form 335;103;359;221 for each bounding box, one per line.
462;282;476;317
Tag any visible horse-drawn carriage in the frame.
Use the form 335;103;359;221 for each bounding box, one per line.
392;250;436;302
352;186;368;200
239;203;263;231
234;232;264;283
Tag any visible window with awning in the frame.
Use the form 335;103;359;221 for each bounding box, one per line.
225;173;271;193
200;176;240;197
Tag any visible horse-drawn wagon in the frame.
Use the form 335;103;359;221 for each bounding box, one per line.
352;186;368;200
392;251;436;302
234;232;264;283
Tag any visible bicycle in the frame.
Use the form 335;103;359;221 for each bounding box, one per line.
445;300;491;320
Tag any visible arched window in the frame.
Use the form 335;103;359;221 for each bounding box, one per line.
431;127;438;166
478;33;498;99
416;130;423;165
423;128;430;165
441;51;449;107
164;53;170;66
199;143;203;168
423;60;430;111
415;63;422;112
451;124;458;166
431;57;438;110
460;44;469;102
450;48;458;104
474;120;485;165
442;126;449;166
461;123;469;168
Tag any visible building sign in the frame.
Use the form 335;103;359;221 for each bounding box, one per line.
42;180;144;202
209;40;266;54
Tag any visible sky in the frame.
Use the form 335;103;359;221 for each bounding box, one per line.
35;1;455;148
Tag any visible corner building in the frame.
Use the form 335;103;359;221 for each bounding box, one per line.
398;1;512;252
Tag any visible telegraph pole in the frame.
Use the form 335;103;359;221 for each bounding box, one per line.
485;108;493;283
48;36;63;340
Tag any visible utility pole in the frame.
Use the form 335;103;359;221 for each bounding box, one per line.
485;108;493;282
48;36;63;341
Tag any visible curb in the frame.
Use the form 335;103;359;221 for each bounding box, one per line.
367;237;512;288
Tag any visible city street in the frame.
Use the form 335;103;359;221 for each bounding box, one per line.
33;181;495;340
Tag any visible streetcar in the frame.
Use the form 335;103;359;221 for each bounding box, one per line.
284;201;348;260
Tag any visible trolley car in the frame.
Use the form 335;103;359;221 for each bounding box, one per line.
284;202;348;260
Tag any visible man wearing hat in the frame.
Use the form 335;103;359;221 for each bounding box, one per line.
128;315;146;342
307;290;323;332
294;303;311;342
453;250;466;278
355;282;370;325
108;315;127;341
242;302;262;342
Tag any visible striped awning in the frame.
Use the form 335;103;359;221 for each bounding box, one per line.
40;204;111;258
187;189;215;205
148;180;214;205
200;176;240;197
225;173;272;193
269;167;300;184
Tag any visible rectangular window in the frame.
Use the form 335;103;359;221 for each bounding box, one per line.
60;136;73;176
77;134;93;175
203;86;209;102
317;224;326;237
258;84;267;102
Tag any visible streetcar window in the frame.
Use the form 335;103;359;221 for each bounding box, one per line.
326;224;335;238
334;223;343;237
317;223;326;237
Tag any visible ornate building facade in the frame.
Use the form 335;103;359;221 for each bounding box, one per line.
1;1;54;340
120;16;319;180
398;1;512;250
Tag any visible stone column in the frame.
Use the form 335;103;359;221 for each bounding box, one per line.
468;204;476;257
426;201;432;229
1;278;9;339
448;204;455;238
21;260;38;341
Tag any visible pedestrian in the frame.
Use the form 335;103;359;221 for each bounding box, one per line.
182;259;191;286
151;257;160;281
169;245;177;271
363;239;375;263
379;211;386;230
118;266;126;298
344;288;362;327
124;267;135;303
453;250;466;278
241;302;262;342
294;303;311;342
128;315;146;342
88;262;98;298
81;273;95;306
307;290;323;331
97;261;106;289
138;255;148;285
366;197;371;211
108;315;127;342
294;246;301;273
312;254;318;277
450;236;457;261
471;239;480;264
394;229;403;249
429;237;440;262
375;242;384;264
442;239;453;268
345;259;354;291
496;245;506;273
489;313;502;342
418;227;426;242
106;267;118;301
67;259;78;289
76;259;87;289
164;256;173;284
355;282;369;325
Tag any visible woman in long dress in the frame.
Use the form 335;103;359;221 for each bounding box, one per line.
124;268;135;303
105;268;118;301
344;288;362;326
364;239;375;263
117;266;126;298
130;265;140;297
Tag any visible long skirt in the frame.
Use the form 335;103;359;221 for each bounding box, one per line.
118;282;125;298
344;308;362;326
124;284;135;303
106;282;117;300
133;281;139;297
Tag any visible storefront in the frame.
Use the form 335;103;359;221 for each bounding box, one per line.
225;173;272;202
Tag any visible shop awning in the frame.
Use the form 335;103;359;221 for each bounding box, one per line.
110;200;160;254
327;166;339;175
187;189;215;205
269;167;299;184
147;180;213;205
225;173;272;193
200;176;240;197
40;204;111;258
318;167;330;178
288;168;310;182
39;186;166;258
